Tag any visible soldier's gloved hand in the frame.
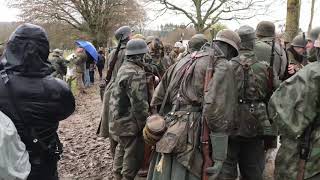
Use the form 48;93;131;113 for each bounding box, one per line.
206;161;223;180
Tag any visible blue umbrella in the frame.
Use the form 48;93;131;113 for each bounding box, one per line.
75;40;99;63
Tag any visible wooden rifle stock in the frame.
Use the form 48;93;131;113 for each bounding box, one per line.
201;66;214;180
296;160;306;180
267;39;275;92
296;124;314;180
104;35;123;85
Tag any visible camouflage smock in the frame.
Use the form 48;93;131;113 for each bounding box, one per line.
268;61;320;179
97;46;126;138
109;59;149;136
204;50;273;137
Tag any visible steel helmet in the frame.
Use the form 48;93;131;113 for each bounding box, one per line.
214;29;241;53
125;39;148;56
115;26;133;41
291;34;308;48
188;34;208;52
309;27;320;42
256;21;275;37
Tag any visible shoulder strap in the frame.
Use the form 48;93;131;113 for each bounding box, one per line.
236;56;259;101
159;52;201;115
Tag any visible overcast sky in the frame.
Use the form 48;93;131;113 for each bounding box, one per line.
0;0;319;32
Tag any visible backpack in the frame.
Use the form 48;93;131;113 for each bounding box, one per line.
231;52;273;137
0;111;30;180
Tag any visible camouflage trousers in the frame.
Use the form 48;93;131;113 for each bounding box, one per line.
76;72;85;93
113;135;144;180
275;138;320;180
217;136;265;180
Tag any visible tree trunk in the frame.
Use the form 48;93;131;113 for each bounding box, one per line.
308;0;316;34
285;0;301;42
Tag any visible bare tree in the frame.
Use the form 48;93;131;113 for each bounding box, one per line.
8;0;145;46
285;0;301;42
144;0;271;33
308;0;316;34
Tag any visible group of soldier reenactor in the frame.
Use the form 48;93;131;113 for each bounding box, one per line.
0;20;319;180
97;21;320;180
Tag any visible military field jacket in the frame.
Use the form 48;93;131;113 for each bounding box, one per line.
269;61;320;179
109;60;149;136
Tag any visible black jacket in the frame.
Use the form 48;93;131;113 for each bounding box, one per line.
0;23;75;150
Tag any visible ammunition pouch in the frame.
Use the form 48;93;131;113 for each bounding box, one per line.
206;133;228;175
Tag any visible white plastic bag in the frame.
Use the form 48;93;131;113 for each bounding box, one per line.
0;111;31;180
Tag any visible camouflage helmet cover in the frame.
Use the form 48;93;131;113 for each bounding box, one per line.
146;36;155;45
115;26;133;41
125;39;148;56
256;21;275;37
132;34;146;40
214;29;241;53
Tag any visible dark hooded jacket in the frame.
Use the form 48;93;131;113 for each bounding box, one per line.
0;24;75;151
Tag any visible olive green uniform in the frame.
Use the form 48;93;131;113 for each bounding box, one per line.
254;37;288;81
49;55;67;79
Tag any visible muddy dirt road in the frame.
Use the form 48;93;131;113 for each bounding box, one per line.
58;85;113;180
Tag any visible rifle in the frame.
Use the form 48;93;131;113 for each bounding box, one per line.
201;66;214;180
268;39;275;91
296;116;320;180
99;35;123;101
302;32;308;64
105;34;124;85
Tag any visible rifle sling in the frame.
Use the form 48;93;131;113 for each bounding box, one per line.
159;55;198;115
